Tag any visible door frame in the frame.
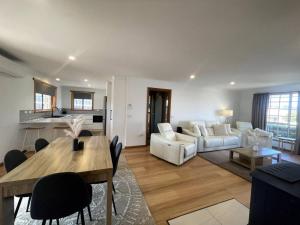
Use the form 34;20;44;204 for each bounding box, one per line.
145;87;172;145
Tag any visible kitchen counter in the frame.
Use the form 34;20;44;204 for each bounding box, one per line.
20;114;103;131
20;115;74;124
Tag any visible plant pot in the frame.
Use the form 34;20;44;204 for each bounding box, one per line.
73;138;79;151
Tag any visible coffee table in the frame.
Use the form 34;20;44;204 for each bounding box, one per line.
229;147;282;171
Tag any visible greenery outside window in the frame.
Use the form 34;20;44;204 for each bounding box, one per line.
266;92;298;138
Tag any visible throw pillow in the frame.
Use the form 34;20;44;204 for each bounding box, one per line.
225;124;232;134
199;125;208;136
213;124;229;136
206;128;215;136
192;124;202;136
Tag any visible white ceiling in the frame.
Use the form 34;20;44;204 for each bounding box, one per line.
1;0;300;89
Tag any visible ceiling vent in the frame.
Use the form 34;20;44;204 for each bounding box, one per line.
0;48;33;79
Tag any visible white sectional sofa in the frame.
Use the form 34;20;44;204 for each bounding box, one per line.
178;120;241;152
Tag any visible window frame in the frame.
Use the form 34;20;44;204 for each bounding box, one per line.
70;91;94;111
266;92;298;139
34;79;57;113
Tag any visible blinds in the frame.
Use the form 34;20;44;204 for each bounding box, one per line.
34;78;57;96
72;91;93;99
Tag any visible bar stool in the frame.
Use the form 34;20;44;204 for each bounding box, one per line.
22;127;46;151
52;126;70;141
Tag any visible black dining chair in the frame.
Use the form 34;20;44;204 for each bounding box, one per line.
110;135;119;164
4;150;32;218
35;138;49;152
79;130;93;137
87;142;123;215
30;172;93;225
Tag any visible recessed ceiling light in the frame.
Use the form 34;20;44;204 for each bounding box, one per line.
88;84;91;87
190;74;196;79
68;55;76;61
230;81;236;85
84;79;88;82
55;78;60;81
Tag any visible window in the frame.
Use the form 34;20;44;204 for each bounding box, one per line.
71;91;94;110
34;79;57;111
266;92;298;138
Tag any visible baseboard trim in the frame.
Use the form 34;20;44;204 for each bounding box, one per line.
125;145;147;149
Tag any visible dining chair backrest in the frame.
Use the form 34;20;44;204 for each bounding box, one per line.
110;135;119;160
4;150;27;173
35;138;49;152
30;172;90;220
79;130;93;137
112;143;123;176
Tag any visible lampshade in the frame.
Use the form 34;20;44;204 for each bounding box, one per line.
218;109;233;117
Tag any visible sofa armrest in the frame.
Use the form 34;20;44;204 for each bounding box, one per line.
182;128;199;137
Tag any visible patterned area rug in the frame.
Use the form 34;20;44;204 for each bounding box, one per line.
168;199;249;225
15;156;155;225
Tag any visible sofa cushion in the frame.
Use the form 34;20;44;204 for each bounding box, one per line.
223;136;239;146
199;125;208;136
225;124;232;134
236;121;253;132
192;124;202;136
158;123;176;141
206;128;215;136
213;124;228;136
204;137;223;148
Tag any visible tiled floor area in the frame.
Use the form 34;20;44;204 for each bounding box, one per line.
168;199;249;225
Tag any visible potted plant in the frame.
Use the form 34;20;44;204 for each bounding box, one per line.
64;115;85;151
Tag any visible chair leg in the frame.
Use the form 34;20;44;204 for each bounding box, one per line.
14;197;23;219
22;130;28;151
80;209;85;225
76;212;80;224
26;196;32;212
112;194;117;215
56;219;59;225
42;220;46;225
112;182;116;193
49;219;52;225
87;205;92;221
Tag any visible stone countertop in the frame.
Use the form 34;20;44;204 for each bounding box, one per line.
20;115;73;124
19;114;97;124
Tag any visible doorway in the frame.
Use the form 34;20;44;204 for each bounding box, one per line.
146;87;172;145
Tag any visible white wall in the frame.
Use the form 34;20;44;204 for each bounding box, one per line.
237;83;300;122
0;74;62;162
111;76;238;147
60;86;106;109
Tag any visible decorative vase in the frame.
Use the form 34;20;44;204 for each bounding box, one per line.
73;138;79;151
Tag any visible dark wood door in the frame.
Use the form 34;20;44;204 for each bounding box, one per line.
146;88;172;145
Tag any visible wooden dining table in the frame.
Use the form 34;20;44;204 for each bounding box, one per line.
0;136;113;225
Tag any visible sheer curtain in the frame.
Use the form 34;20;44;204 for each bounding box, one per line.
251;93;270;130
296;91;300;154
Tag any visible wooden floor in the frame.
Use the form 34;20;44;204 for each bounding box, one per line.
0;147;299;225
124;147;251;225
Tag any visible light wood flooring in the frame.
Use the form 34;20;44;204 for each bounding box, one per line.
124;147;251;225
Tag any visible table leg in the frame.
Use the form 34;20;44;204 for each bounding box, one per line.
277;154;281;163
251;158;255;171
229;151;233;161
106;173;113;225
0;196;14;225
